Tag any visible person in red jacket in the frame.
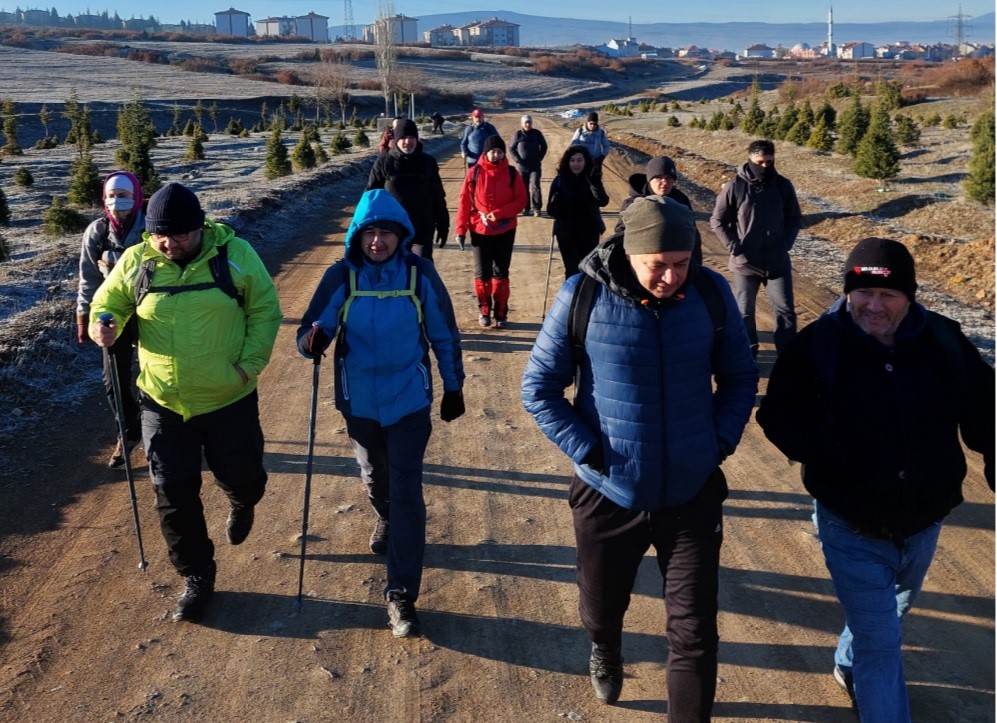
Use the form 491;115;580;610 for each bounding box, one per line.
455;135;527;328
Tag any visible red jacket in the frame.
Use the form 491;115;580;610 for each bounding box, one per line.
455;156;527;237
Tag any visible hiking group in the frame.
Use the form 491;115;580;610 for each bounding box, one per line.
79;109;993;722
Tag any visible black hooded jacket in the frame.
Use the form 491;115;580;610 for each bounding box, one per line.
367;143;449;246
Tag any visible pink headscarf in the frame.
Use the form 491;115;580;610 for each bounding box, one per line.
103;170;143;235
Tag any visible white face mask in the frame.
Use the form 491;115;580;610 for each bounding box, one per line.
106;196;134;214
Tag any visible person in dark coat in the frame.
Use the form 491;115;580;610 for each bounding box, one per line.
460;108;498;168
709;139;802;358
508;114;548;216
756;238;994;722
367;119;449;262
546;145;609;279
430;111;445;134
522;197;757;713
616;156;702;266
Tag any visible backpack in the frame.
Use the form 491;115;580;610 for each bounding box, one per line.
567;270;727;378
469;163;518;193
336;255;427;341
134;241;244;307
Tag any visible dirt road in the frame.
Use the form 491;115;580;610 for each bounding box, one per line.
0;114;992;722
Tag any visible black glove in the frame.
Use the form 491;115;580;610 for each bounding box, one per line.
582;445;605;475
301;323;329;359
440;390;465;422
718;439;734;464
436;231;447;248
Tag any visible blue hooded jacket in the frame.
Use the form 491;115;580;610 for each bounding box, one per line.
297;190;464;425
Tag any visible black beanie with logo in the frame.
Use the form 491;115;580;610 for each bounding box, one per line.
843;237;917;300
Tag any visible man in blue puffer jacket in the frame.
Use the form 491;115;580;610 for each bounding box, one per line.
297;189;465;638
522;196;757;714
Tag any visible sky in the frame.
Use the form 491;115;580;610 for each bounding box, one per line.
18;0;997;27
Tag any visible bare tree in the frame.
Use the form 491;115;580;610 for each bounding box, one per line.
374;0;397;118
313;53;352;127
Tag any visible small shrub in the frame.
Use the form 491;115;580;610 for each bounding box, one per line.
44;196;89;236
353;129;370;148
13;167;33;187
0;187;10;225
0;232;9;261
667;115;680;127
893;115;921;146
291;134;316;171
329;131;351;154
313;143;329;164
941;114;960;129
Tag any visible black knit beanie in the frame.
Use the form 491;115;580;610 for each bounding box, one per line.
394;118;418;141
622;196;696;255
645;156;678;181
586;111;599;123
482;135;506;154
843;237;917;300
146;183;205;235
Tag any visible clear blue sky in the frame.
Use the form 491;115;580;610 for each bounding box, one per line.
30;1;997;27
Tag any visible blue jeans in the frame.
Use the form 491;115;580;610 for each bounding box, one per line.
345;407;432;602
732;270;797;356
815;502;941;723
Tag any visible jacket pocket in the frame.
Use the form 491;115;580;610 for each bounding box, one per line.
417;363;430;390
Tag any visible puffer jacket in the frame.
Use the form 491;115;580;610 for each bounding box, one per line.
455;155;527;238
615;172;702;265
521;236;758;511
296;189;464;426
508;127;547;170
460;121;498;164
709;163;802;277
77;209;146;317
90;219;282;421
367;143;449;246
756;296;995;539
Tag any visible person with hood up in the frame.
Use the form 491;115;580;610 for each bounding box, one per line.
367;118;449;262
546;145;610;279
709;139;802;358
76;171;146;468
459;108;498;168
522;196;757;713
297;189;465;638
570;111;610;179
89;183;283;623
616;156;702;266
455;135;528;328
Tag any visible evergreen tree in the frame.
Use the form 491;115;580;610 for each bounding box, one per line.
170;101;183;135
964;110;995;204
115;95;161;193
875;79;903;112
183;118;196;136
264;124;291;179
0;187;10;225
775;101;799;140
807;115;834;152
193;99;205;128
667;115;681;128
799;99;815;126
329;131;351;154
835;93;869;157
313;142;329;164
740;93;765;135
44;196;89;236
39;104;51;139
853;101;901;186
209;101;219;133
893;115;921;147
302;123;321;144
68;148;102;208
184;126;206;161
816;99;837;131
1;98;22;155
13;167;33;187
0;230;9;261
785;118;812;146
760;107;781;139
225;117;243;135
352;128;369;148
291;133;316;171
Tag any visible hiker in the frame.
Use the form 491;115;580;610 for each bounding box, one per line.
296;189;465;638
756;237;994;721
430;111;445;134
378;116;405;154
455;135;527;328
367;118;449;262
89;183;282;623
522;196;758;713
508;114;548;217
570;111;610;179
709;139;802;359
616;155;703;266
76;171;145;468
459;108;498;168
546;145;609;279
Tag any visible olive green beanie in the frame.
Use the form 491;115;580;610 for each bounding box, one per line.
621;196;696;255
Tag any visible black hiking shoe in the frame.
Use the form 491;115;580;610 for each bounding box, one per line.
386;592;420;638
369;517;389;555
172;564;216;622
108;437;140;469
589;645;624;705
226;504;255;545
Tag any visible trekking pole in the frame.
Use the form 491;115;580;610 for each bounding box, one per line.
295;356;321;613
540;231;556;321
97;313;147;571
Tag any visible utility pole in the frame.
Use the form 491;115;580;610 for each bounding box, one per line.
343;0;356;41
949;4;972;58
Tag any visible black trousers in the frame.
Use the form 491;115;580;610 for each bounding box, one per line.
142;390;268;576
471;228;516;281
570;469;727;722
103;317;140;442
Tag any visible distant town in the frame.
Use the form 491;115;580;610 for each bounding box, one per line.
0;6;992;61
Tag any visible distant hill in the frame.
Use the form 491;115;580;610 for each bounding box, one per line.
334;11;995;51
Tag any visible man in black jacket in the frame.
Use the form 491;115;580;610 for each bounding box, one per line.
508;114;548;216
367;119;449;262
756;237;994;721
710;139;802;358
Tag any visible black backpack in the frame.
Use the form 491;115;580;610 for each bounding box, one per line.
134;241;244;307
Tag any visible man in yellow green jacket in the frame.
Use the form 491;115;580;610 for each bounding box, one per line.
90;183;282;622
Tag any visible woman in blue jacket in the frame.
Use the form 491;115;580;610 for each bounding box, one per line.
297;190;465;638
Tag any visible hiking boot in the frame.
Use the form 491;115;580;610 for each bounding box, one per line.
108;437;140;469
533;209;542;217
494;318;508;329
226;504;255;545
369;517;389;555
386;592;421;637
173;564;216;622
833;664;855;702
589;645;624;705
478;314;491;327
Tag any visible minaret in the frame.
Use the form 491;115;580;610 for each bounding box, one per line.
827;3;835;57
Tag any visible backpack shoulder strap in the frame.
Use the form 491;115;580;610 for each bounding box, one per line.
134;242;244;307
207;242;244;307
691;271;726;341
567;275;599;380
507;165;517;189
